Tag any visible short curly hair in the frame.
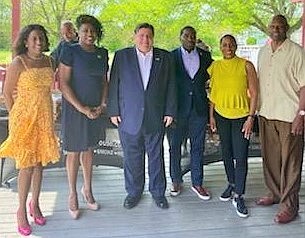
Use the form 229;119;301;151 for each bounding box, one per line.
14;24;50;56
76;14;104;45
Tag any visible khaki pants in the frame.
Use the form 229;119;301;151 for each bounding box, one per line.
259;116;304;213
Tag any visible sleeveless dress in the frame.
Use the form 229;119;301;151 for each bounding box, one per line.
60;44;108;152
0;56;60;169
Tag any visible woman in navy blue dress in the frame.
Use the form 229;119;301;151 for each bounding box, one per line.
59;14;108;219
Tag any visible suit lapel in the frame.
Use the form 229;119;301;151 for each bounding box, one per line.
178;48;187;74
193;48;203;79
146;48;161;90
178;48;192;80
131;48;145;89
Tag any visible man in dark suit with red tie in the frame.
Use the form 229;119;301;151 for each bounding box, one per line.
168;26;213;199
108;23;177;209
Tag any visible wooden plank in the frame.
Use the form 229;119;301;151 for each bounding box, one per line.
0;158;304;238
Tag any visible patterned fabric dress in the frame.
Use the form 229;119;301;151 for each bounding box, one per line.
0;56;60;169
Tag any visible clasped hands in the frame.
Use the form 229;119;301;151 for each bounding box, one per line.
81;105;105;120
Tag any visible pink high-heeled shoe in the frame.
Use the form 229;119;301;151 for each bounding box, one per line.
81;186;100;211
17;210;32;236
69;208;80;219
68;194;80;219
29;200;47;226
18;224;32;236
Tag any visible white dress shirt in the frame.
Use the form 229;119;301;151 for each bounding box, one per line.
136;48;153;90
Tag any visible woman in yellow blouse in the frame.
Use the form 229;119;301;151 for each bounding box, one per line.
208;34;258;218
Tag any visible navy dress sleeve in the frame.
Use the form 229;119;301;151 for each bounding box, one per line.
59;44;73;67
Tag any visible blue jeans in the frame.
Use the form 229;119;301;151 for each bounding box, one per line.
215;112;249;195
168;108;207;186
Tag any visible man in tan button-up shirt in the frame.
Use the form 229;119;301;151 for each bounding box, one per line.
257;14;305;224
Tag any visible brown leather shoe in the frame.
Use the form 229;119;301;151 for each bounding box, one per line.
274;209;297;224
255;196;274;206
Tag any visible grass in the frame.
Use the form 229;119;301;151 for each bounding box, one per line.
0;50;12;66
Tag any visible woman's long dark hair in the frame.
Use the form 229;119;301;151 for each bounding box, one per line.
13;24;50;56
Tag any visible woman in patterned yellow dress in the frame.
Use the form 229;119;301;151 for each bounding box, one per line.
0;24;59;236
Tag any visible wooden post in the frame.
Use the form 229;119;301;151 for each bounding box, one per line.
298;0;305;47
11;0;21;48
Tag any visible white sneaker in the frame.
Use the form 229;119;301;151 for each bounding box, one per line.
232;195;249;218
170;183;181;197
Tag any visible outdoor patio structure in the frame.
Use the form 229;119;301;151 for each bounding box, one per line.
0;146;304;238
0;1;304;237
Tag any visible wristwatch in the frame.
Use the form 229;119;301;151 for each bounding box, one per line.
298;110;305;116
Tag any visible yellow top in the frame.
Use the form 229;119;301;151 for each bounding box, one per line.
0;56;60;169
208;56;250;119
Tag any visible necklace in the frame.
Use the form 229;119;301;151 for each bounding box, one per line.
26;53;44;61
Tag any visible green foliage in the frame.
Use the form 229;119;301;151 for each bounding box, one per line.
246;37;257;45
100;0;227;51
0;0;303;55
0;0;11;50
20;0;108;51
0;50;12;65
101;0;179;50
100;0;303;52
205;0;302;37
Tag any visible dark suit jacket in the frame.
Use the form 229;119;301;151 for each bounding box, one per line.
51;39;78;67
108;47;177;135
171;47;212;119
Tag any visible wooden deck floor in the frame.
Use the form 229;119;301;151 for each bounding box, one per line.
0;156;304;238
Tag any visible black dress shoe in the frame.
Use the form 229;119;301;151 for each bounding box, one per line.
123;195;141;209
154;196;169;209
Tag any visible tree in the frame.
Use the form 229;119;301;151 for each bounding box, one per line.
0;0;12;49
100;0;303;53
246;36;257;45
100;0;221;51
20;0;108;48
204;0;302;37
0;0;303;52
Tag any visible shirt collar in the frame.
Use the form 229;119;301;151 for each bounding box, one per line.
136;48;153;57
180;46;197;56
268;38;289;53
